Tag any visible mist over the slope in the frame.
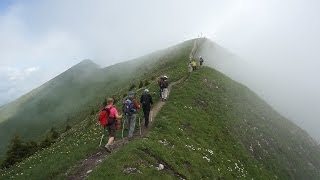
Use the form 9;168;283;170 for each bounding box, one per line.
0;0;319;141
201;41;320;142
200;0;320;142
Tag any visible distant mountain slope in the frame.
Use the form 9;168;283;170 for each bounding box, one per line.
0;38;193;179
0;39;194;157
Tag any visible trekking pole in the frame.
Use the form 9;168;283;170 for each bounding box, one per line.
99;127;105;147
150;110;153;122
121;116;126;140
139;115;142;136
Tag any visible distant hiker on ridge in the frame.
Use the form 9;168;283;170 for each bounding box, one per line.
188;61;193;74
140;89;153;128
161;76;169;101
199;56;204;67
98;98;122;152
158;76;164;98
123;91;140;140
191;58;197;71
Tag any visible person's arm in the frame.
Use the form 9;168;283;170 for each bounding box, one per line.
114;107;122;119
113;107;122;130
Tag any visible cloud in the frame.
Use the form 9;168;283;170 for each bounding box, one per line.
2;66;39;81
0;0;319;141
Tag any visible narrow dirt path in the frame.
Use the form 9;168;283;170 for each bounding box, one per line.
189;39;197;58
66;40;197;179
65;77;187;180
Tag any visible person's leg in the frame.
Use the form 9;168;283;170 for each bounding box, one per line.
145;110;150;127
105;124;116;152
163;88;168;100
161;90;165;101
143;109;148;127
107;137;114;145
128;114;136;138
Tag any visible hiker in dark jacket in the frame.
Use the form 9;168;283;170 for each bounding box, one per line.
199;56;204;66
140;89;153;128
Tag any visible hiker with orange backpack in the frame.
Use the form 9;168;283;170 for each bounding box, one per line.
98;98;122;152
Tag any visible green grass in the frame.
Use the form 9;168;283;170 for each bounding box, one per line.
0;38;194;179
1;38;320;179
0;38;194;158
88;67;320;179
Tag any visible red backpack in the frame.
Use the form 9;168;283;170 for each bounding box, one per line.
98;106;115;127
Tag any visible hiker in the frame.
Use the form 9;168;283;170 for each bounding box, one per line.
140;89;153;128
199;56;204;66
158;76;164;98
100;98;122;152
191;59;197;71
161;76;169;101
188;61;193;73
123;91;140;139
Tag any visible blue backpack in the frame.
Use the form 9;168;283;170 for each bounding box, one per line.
123;99;136;115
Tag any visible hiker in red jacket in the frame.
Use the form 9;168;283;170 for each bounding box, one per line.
104;98;122;152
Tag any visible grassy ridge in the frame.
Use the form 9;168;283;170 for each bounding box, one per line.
1;38;319;179
0;39;194;179
88;67;320;179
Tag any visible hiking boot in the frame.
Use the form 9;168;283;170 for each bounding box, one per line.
104;145;111;153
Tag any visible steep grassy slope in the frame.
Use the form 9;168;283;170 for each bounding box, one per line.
88;67;320;179
0;39;194;157
1;38;319;179
0;39;193;179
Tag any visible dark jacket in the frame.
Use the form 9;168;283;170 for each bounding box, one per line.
162;80;169;88
140;94;153;110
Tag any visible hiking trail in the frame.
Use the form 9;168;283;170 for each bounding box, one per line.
65;40;197;179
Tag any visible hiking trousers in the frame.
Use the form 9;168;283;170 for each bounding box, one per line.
143;108;151;127
126;114;136;138
162;88;168;100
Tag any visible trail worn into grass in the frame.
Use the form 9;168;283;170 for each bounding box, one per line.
66;39;197;179
65;76;187;180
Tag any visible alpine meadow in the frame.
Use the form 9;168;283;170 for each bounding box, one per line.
0;38;319;179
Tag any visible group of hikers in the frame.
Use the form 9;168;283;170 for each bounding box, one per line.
99;55;204;152
188;56;204;73
99;85;155;152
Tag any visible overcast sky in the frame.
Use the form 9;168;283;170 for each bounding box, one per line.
0;0;319;141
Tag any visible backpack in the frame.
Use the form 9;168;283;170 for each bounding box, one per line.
162;80;169;88
123;99;136;116
98;106;115;127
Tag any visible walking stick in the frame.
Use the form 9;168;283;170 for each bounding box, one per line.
121;116;126;140
99;127;105;147
150;110;153;122
139;116;142;136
